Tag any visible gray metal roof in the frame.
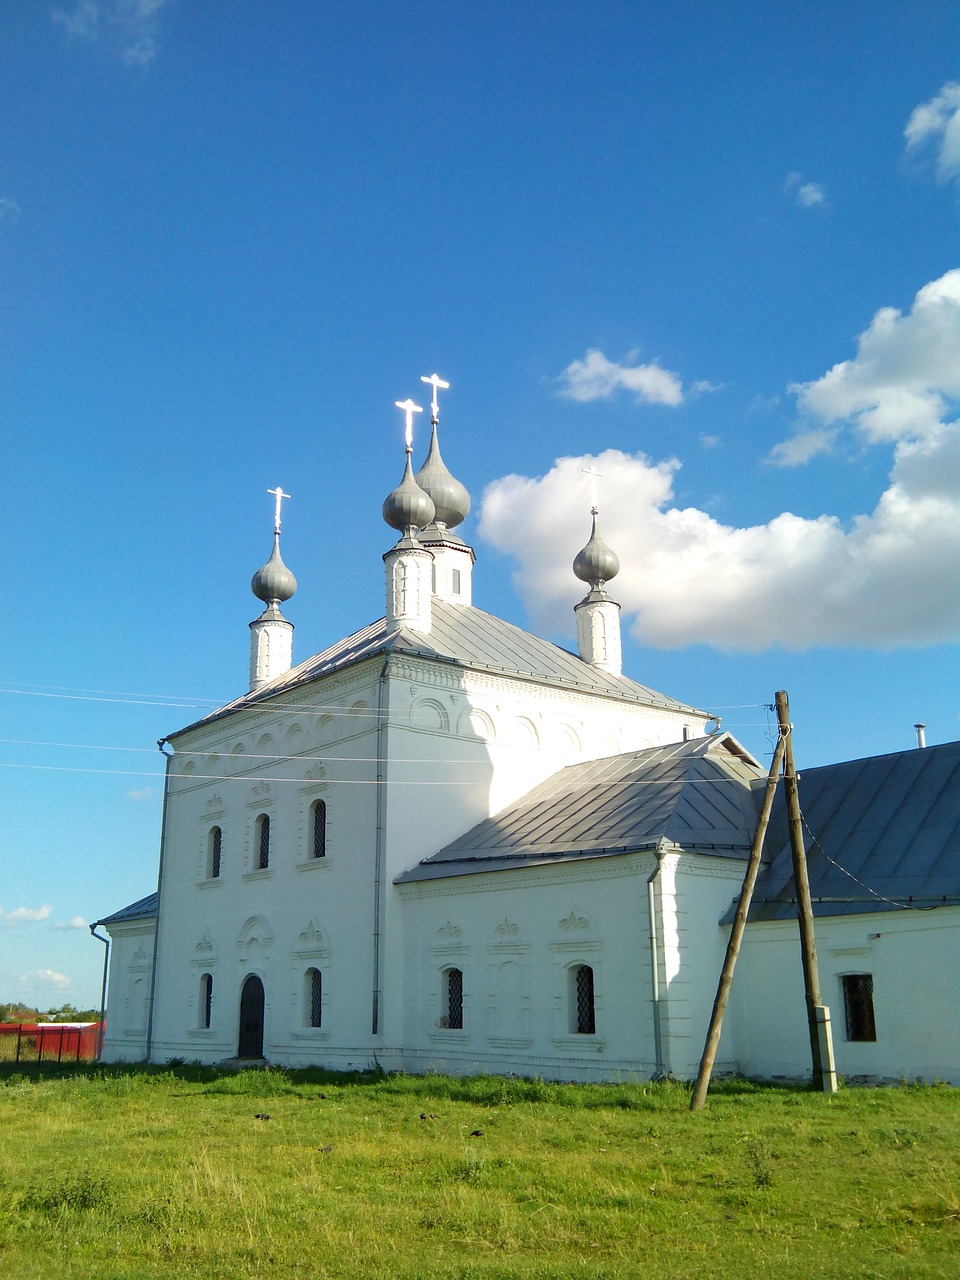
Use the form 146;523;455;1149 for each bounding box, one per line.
94;892;158;928
742;739;960;920
396;734;764;883
172;600;708;738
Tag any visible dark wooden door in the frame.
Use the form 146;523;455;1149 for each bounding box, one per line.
238;975;265;1058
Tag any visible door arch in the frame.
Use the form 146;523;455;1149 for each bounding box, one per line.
238;974;265;1058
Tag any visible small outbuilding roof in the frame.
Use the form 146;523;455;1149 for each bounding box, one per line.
397;734;763;883
171;600;708;739
94;892;158;928
743;739;960;920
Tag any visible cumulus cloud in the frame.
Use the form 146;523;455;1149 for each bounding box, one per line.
904;82;960;183
558;349;685;407
127;786;153;802
52;916;90;931
0;904;53;926
478;433;960;652
785;172;828;208
775;270;960;459
18;969;72;991
53;0;168;65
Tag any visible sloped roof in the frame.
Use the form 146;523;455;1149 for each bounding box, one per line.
743;739;960;920
397;734;764;883
170;601;708;738
94;892;158;928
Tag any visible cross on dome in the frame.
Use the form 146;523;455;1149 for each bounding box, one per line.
420;373;450;425
395;398;424;449
582;465;603;515
267;486;291;534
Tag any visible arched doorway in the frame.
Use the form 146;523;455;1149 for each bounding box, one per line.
238;974;265;1058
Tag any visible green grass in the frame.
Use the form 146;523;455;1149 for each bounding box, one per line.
1;1065;958;1279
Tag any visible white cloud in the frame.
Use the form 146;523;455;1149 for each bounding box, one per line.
774;270;960;460
0;198;20;224
557;349;685;406
127;786;153;802
478;434;960;653
0;904;53;926
797;182;826;207
904;82;960;182
18;969;73;992
784;172;828;208
52;916;90;931
53;0;168;65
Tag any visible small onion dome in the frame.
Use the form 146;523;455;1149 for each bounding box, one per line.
573;513;620;590
415;423;471;528
251;534;297;605
383;450;436;536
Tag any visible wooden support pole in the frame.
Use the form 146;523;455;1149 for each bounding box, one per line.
775;689;836;1093
690;732;786;1111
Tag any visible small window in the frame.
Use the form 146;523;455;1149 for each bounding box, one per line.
311;800;327;859
208;826;222;879
842;973;876;1041
571;965;595;1034
442;967;463;1030
256;814;270;869
200;973;213;1029
451;568;461;595
305;968;322;1028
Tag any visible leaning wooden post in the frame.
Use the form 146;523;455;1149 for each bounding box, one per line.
690;731;786;1111
775;690;837;1093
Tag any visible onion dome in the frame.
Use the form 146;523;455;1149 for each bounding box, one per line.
415;424;471;528
251;534;297;606
383;449;436;537
573;513;620;591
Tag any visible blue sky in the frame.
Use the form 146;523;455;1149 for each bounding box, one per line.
1;1;958;1008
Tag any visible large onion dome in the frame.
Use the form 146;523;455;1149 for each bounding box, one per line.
415;424;471;528
383;450;436;537
251;534;297;606
573;513;620;591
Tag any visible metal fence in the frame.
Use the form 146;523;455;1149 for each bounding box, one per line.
0;1022;102;1064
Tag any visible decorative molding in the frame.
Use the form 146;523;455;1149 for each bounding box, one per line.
293;920;330;958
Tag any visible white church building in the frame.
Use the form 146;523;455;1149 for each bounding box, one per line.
95;383;960;1084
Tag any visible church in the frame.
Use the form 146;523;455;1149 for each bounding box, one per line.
95;379;960;1084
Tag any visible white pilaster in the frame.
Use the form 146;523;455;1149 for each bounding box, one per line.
384;543;434;633
249;610;294;691
574;594;622;676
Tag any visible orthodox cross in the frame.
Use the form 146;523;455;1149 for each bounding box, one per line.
420;373;450;425
267;486;291;535
582;465;603;514
395;398;423;449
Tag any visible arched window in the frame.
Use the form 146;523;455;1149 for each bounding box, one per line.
208;826;222;879
304;968;322;1028
200;973;213;1029
571;964;595;1034
311;800;327;859
255;814;270;869
442;967;463;1030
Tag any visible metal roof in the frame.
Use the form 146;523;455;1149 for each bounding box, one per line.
396;734;764;883
94;892;158;928
170;600;709;738
741;739;960;920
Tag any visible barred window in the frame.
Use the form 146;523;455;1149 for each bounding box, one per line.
572;965;595;1035
200;973;213;1030
256;814;270;870
311;800;327;859
305;968;322;1028
208;826;222;879
842;974;876;1042
443;967;463;1030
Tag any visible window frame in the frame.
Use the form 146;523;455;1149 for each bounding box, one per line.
570;964;596;1035
255;813;270;870
304;967;323;1028
441;966;464;1030
310;799;327;860
842;973;877;1042
199;972;213;1030
207;825;222;880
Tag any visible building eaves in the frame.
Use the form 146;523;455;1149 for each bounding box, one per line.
93;892;158;927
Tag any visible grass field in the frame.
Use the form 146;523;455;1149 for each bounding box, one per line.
0;1064;958;1279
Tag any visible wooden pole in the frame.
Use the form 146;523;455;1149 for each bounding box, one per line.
775;690;836;1092
690;732;786;1111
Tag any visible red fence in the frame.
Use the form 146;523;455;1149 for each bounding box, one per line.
0;1022;102;1063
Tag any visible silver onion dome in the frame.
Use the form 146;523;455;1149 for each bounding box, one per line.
573;513;620;590
415;423;471;528
383;450;436;536
251;534;297;605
